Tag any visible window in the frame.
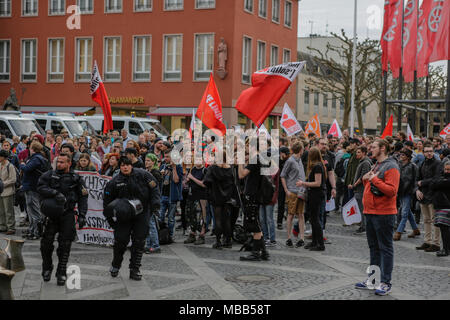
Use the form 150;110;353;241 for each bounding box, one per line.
134;0;152;11
322;93;328;117
304;89;309;114
257;41;266;70
48;39;64;81
21;39;37;81
76;38;92;82
51;120;64;134
272;0;279;23
332;95;336;117
284;0;292;27
258;0;267;17
105;0;122;13
0;0;11;16
270;45;278;66
133;36;151;81
36;119;47;130
0;40;10;81
0;121;11;138
195;0;214;9
242;36;252;84
22;0;38;16
112;120;124;130
104;37;121;81
244;0;253;12
49;0;65;15
283;49;290;63
194;34;213;81
314;92;319;113
163;35;182;81
164;0;183;10
129;121;142;136
77;0;93;13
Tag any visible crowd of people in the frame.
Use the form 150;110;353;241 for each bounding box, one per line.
0;125;448;295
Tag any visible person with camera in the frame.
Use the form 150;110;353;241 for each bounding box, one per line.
355;139;400;296
103;156;160;280
37;153;88;285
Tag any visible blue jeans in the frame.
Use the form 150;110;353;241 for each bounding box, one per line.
205;201;215;231
159;195;177;238
145;214;160;250
366;214;395;284
396;194;418;233
25;190;42;237
259;205;276;242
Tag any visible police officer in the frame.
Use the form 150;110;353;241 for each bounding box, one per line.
103;156;160;280
37;152;88;285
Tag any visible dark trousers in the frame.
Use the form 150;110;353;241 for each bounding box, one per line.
342;187;354;209
179;189;189;230
308;197;324;247
277;186;286;225
230;206;240;232
439;225;450;252
365;214;395;284
213;204;232;242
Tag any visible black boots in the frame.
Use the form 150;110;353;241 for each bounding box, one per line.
42;266;53;282
129;269;142;281
55;240;71;286
260;239;270;261
129;241;145;281
240;239;269;261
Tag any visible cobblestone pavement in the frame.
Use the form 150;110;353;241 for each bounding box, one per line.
5;209;450;300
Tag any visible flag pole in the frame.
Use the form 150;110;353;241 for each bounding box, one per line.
398;0;405;134
350;0;357;138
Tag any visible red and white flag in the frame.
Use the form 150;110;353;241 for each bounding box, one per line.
342;197;361;225
328;119;342;138
189;108;196;139
304;114;321;138
381;0;404;78
429;0;449;63
440;123;450;138
381;114;394;138
280;103;302;136
402;0;419;82
235;62;306;128
196;74;226;136
406;123;414;141
90;61;113;134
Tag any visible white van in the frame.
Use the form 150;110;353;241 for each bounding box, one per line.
82;115;169;140
22;113;97;138
0;111;44;139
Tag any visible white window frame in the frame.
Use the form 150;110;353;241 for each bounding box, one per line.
258;0;267;18
194;33;214;81
164;0;183;11
22;0;38;16
77;0;94;14
244;0;253;13
270;44;278;66
105;0;122;13
75;37;93;82
242;36;252;84
284;0;292;28
132;35;151;82
271;0;280;24
163;34;182;82
195;0;215;9
48;38;65;82
49;0;65;15
134;0;152;12
0;0;12;17
0;39;10;82
256;40;266;71
283;48;291;63
103;36;121;82
21;38;37;82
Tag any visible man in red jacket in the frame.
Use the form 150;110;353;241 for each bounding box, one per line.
355;139;400;296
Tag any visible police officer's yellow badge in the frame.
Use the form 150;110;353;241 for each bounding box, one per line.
149;181;156;189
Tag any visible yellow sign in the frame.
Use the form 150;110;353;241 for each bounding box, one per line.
109;97;145;104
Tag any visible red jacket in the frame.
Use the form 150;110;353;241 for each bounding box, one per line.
362;157;400;215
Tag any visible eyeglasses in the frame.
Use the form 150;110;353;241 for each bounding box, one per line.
424;150;434;153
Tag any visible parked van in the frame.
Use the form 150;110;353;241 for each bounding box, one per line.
0;111;44;139
82;115;169;140
22;113;97;138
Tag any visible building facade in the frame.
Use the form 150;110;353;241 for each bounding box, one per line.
0;0;298;132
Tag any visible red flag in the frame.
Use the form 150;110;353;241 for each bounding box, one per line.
90;61;113;134
196;74;226;136
407;123;414;141
402;0;419;82
304;114;321;138
381;114;394;138
440;123;450;138
235;62;305;128
328;119;342;138
429;0;449;62
416;0;433;78
381;0;404;78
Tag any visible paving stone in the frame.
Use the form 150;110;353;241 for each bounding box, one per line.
162;284;221;300
302;285;397;300
140;256;196;275
77;288;129;300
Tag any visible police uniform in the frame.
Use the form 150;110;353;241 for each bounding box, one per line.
103;168;160;279
37;169;88;284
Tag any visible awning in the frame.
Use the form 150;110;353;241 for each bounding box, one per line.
20;106;95;114
148;107;195;117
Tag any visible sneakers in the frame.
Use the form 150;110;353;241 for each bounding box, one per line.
25;234;39;240
194;236;205;245
110;266;120;277
144;247;161;254
277;223;283;230
309;245;325;251
323;237;331;244
355;278;376;290
424;244;440;252
354;227;366;235
212;241;222;250
415;243;431;250
295;239;304;248
285;239;293;247
436;249;449;257
408;229;421;238
184;234;196;244
375;282;392;296
265;240;276;247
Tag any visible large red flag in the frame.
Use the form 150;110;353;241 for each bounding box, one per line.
381;114;394;138
235;62;305;128
402;0;419;82
416;0;433;78
196;74;226;136
90;61;113;134
429;0;449;62
381;0;404;78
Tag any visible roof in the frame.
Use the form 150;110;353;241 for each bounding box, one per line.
20;106;95;114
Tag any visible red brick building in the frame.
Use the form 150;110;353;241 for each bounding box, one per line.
0;0;298;132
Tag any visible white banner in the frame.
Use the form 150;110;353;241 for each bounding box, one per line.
325;198;335;212
280;103;302;136
342;197;362;225
76;171;114;246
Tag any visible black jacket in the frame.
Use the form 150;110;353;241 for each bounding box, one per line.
203;165;234;206
431;173;450;210
415;157;441;204
399;161;417;197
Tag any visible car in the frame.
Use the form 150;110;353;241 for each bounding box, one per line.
0;111;45;139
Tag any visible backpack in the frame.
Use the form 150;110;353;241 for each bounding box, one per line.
6;163;21;190
335;157;346;178
257;175;275;205
36;156;52;176
156;218;170;245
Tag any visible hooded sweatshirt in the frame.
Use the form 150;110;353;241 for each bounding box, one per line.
362;157;400;215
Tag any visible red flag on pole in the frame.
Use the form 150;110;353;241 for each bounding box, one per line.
196;74;226;136
235;62;306;128
381;0;404;78
416;0;433;78
90;61;113;134
429;0;449;63
402;0;419;83
381;114;394;138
